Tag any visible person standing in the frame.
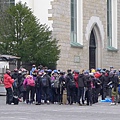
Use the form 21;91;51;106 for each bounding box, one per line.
85;72;93;106
23;75;35;104
4;70;14;104
77;70;86;105
109;71;119;105
73;70;79;103
35;72;43;105
41;70;51;104
58;71;65;105
11;69;19;96
65;69;75;105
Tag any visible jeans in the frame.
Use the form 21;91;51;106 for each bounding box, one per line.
36;88;42;103
42;87;50;102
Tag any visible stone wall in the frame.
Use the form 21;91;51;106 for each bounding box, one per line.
49;0;120;71
102;0;120;70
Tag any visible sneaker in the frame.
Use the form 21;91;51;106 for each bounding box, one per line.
35;103;41;105
47;100;50;104
41;100;45;104
110;102;115;105
32;101;35;104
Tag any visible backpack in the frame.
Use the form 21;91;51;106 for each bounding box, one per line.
118;84;120;94
13;78;18;88
54;77;59;88
27;78;35;87
41;77;47;87
69;78;76;88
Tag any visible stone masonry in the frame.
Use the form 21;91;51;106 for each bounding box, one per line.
49;0;120;72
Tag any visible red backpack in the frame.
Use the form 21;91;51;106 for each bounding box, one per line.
94;72;101;78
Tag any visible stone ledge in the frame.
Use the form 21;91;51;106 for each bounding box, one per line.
107;46;118;52
70;42;84;48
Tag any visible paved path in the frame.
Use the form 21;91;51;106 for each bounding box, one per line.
0;96;120;120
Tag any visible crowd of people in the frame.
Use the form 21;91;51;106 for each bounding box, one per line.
3;65;120;106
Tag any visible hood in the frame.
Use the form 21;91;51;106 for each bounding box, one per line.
4;73;10;79
79;74;84;77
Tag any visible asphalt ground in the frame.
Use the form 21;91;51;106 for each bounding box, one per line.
0;96;120;120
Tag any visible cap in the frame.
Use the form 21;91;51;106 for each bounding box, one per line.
67;69;71;73
60;71;64;75
89;73;94;76
100;70;105;73
32;64;36;67
96;68;101;71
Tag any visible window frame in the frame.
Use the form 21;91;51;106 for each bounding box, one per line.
107;0;118;51
0;0;15;11
70;0;83;48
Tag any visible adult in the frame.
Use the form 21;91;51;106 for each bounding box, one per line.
23;75;35;104
41;70;51;104
4;70;14;104
65;69;75;105
77;70;86;105
58;71;65;105
35;72;43;105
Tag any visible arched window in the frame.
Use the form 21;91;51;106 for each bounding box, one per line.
107;0;117;50
70;0;83;47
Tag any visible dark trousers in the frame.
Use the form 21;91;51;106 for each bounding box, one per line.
6;87;13;104
95;87;101;103
86;88;92;105
23;91;26;102
58;87;63;103
92;88;96;104
77;87;84;104
102;86;109;100
42;87;50;102
51;87;58;103
36;88;41;103
67;87;74;104
74;87;78;103
26;86;35;103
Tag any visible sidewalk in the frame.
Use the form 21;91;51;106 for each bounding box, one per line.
0;84;6;96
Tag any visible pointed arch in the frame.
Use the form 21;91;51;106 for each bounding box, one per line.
85;16;104;48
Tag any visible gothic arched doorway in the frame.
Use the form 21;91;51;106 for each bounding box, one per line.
89;29;96;70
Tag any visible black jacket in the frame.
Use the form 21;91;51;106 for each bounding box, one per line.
35;76;42;88
65;73;74;88
78;74;86;88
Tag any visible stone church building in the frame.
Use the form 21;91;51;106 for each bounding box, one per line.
50;0;120;71
1;0;120;71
